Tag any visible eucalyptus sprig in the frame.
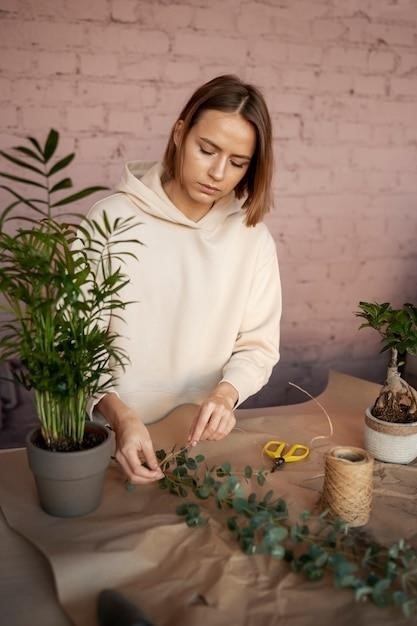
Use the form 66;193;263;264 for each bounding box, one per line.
128;448;417;618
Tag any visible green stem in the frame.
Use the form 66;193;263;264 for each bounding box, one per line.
34;389;87;447
35;389;59;446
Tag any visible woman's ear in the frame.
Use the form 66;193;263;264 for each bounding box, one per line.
173;120;185;147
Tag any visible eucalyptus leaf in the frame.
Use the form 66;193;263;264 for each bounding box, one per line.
402;600;417;618
257;472;266;486
244;465;252;479
231;497;250;514
196;485;211;499
270;544;286;559
186;458;197;470
355;585;373;602
176;503;190;516
265;525;288;543
173;466;188;478
371;578;392;607
305;566;324;582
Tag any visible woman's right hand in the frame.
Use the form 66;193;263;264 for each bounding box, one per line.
97;395;164;485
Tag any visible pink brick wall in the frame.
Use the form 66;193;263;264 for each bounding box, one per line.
1;0;416;405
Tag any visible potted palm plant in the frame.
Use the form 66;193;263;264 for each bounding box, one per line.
356;301;417;464
0;129;141;516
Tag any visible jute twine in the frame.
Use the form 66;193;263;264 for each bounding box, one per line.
320;446;374;527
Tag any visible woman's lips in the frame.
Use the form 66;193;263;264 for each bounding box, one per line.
198;182;220;195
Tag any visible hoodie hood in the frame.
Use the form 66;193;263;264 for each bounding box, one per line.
115;161;245;230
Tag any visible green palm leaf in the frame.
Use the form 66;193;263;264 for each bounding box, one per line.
28;136;44;157
47;153;75;177
0;186;47;214
51;186;107;207
43;129;59;162
0;171;47;189
15;146;45;163
50;178;73;194
0;150;45;175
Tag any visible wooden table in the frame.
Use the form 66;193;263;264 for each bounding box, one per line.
1;372;416;626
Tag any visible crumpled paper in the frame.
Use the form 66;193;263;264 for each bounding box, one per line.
1;371;416;626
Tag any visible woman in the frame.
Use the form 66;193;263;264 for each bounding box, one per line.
87;75;282;485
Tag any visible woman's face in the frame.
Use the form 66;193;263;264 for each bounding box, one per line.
169;109;256;220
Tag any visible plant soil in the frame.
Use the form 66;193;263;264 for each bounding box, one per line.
373;366;417;424
32;428;107;452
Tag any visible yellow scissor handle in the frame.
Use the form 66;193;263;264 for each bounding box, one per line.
263;440;309;462
283;443;309;462
263;440;285;459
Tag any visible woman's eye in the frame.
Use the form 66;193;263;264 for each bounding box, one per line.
231;161;246;169
200;147;214;156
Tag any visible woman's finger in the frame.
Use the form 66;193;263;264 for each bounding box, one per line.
188;402;213;443
141;439;161;472
116;451;163;485
116;441;163;484
200;408;223;439
201;411;236;440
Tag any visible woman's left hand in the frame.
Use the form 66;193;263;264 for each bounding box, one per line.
188;382;238;444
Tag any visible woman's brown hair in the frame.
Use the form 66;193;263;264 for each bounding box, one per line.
162;75;273;227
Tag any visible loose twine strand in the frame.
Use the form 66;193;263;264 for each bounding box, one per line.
233;381;335;447
287;381;334;448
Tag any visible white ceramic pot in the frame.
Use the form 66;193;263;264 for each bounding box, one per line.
364;407;417;464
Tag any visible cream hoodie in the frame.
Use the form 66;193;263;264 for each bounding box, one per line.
87;162;281;423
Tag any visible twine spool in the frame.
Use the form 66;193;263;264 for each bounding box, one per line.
320;446;374;527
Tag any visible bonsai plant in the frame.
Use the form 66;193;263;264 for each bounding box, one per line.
356;302;417;423
356;301;417;463
0;129;141;515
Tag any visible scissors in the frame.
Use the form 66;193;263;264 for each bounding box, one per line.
263;440;310;471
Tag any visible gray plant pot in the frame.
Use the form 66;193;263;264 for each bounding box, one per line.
26;422;114;517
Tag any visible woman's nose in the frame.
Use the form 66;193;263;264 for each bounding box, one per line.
208;158;226;181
